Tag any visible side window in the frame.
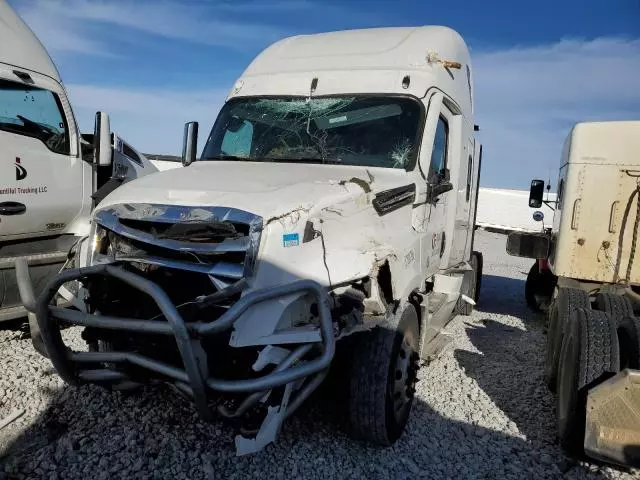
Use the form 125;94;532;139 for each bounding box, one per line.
428;116;448;182
220;119;253;157
0;79;70;155
466;154;473;202
557;178;565;210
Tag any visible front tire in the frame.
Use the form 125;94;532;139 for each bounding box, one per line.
525;262;556;312
348;304;420;445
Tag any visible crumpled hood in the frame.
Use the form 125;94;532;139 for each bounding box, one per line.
98;161;410;221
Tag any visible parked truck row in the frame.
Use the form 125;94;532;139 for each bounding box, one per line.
8;0;637;466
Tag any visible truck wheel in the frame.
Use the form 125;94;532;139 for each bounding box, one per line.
556;309;620;455
544;288;590;391
454;252;481;316
594;292;634;320
348;304;420;445
618;316;640;369
525;262;556;312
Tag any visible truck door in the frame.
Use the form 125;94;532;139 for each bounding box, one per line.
424;115;450;271
414;92;453;278
91;134;161;207
450;137;475;263
112;135;159;181
0;70;83;239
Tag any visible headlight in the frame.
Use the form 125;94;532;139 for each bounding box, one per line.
89;222;113;265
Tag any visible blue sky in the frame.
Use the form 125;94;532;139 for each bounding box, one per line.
9;0;640;189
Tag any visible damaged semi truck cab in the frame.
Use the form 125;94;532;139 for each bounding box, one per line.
0;0;159;323
18;26;483;454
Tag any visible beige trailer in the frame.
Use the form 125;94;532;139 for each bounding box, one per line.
507;121;640;468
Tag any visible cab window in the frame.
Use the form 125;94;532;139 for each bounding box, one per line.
0;79;70;155
428;116;448;181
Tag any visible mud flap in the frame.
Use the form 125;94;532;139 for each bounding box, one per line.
585;369;640;467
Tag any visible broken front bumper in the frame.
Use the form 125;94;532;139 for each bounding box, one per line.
15;259;335;454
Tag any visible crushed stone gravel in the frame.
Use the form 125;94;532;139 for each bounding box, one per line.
0;230;638;479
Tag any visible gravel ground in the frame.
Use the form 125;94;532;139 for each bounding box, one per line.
0;229;638;479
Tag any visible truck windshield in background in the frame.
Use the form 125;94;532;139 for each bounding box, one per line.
201;96;423;169
0;78;70;155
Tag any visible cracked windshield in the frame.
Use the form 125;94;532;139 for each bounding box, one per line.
201;96;422;169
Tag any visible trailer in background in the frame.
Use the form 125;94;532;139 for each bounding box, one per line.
476;187;556;234
507;120;640;468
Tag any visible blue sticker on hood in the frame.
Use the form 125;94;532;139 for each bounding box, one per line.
283;233;300;247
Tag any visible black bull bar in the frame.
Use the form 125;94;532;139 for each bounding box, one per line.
15;259;335;421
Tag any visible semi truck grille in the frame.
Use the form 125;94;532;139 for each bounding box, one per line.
92;203;263;291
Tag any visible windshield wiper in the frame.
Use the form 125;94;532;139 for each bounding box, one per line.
0;121;32;135
201;154;251;161
202;154;343;164
17;115;57;135
266;157;343;164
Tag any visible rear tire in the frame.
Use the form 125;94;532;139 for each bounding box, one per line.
348;304;420;445
544;288;590;391
594;292;634;320
556;309;620;455
618;316;640;370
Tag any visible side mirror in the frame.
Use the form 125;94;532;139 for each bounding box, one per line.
533;210;544;222
93;111;112;167
529;179;545;208
182;121;198;166
428;181;453;202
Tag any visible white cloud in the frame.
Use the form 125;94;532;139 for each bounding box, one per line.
473;37;640;188
12;0;639;190
15;1;111;56
67;84;228;155
12;0;289;54
65;36;640;187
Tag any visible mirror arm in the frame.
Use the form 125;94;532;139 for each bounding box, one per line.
542;199;556;212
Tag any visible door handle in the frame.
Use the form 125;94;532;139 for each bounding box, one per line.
0;201;27;215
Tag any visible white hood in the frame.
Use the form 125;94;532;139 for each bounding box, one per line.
98;161;410;220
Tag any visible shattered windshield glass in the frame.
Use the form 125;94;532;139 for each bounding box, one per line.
201;96;422;169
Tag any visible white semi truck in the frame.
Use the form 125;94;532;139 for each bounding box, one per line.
18;26;484;455
507;121;640;467
0;0;160;323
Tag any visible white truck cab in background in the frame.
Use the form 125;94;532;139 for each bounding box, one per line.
0;0;159;321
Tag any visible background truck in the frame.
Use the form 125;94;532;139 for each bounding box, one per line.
0;0;161;323
507;121;640;467
18;25;484;455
